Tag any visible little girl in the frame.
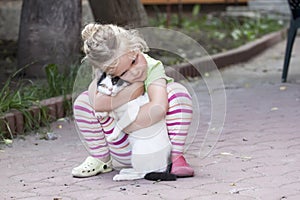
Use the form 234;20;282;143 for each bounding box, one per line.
72;23;194;178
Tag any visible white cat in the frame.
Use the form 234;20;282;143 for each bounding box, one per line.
96;72;175;181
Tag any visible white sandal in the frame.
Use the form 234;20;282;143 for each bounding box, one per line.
72;156;113;178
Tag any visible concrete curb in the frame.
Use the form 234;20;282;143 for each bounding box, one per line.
0;95;72;137
0;29;286;137
166;29;286;81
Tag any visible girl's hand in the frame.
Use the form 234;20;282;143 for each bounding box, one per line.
88;79;144;112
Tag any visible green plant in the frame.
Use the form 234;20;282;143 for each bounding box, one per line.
149;11;284;64
45;64;78;97
0;69;35;115
45;63;79;116
0;63;79;141
192;4;200;17
0;75;50;141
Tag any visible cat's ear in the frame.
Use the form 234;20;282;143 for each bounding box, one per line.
98;72;107;83
116;78;129;87
111;76;120;85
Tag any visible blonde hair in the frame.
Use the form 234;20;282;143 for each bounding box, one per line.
81;23;149;76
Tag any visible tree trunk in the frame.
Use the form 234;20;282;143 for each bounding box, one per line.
88;0;148;27
17;0;82;78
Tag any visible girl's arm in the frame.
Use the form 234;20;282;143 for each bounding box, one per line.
123;78;168;133
88;78;144;112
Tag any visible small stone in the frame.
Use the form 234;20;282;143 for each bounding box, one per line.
46;132;58;140
230;188;240;194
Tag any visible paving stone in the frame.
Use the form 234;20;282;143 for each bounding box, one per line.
1;37;300;199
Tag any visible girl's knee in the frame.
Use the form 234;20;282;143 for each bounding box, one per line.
74;91;90;106
73;91;95;116
167;82;192;104
167;82;190;95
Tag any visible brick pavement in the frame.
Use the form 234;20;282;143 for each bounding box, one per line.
0;37;300;200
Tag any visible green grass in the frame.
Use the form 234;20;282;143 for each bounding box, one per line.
149;6;285;63
0;64;79;141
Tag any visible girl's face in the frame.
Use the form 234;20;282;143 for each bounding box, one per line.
108;51;147;83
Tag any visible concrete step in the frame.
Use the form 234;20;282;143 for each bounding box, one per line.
248;0;290;15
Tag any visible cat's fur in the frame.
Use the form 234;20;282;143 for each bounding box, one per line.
96;72;176;181
97;72;130;97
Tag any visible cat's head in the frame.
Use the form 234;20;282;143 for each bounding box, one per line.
97;72;129;96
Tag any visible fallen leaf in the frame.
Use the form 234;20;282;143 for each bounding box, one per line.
57;118;68;122
240;156;252;160
4;139;13;145
271;107;279;111
210;127;216;130
279;86;287;91
220;152;233;156
244;83;250;88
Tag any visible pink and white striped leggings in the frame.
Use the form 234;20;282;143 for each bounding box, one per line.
73;82;193;166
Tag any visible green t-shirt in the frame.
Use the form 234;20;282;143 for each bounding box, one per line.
143;53;174;92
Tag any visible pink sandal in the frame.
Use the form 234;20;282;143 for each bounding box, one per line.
171;155;194;178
